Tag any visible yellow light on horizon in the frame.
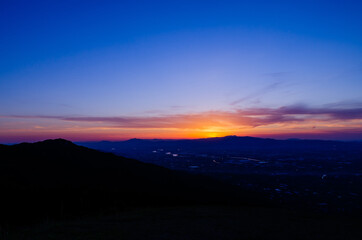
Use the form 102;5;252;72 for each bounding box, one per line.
205;132;220;138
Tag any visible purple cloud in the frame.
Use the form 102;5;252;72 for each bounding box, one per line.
2;103;362;130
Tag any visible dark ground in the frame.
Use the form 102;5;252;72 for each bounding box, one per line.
7;205;362;240
2;139;362;240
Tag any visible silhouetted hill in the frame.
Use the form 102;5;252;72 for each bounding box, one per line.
0;139;248;226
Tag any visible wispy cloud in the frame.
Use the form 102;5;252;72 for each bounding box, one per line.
230;81;284;106
230;72;295;106
3;103;362;130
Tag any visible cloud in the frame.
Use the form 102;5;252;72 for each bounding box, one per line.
3;103;362;130
263;72;291;78
230;81;284;106
275;104;362;120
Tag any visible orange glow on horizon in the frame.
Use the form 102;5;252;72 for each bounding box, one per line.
1;111;362;142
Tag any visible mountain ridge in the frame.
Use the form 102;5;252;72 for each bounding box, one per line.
77;135;362;159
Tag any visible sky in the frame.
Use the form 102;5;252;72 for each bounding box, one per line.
1;0;362;143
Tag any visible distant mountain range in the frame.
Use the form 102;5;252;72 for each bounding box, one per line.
0;139;249;226
77;135;362;158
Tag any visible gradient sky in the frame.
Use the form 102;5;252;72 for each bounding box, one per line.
1;0;362;142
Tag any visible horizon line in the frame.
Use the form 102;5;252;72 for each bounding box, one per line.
2;135;362;145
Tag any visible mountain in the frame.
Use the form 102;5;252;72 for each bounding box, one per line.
77;135;362;159
0;139;248;226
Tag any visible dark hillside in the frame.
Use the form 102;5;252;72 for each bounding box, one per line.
0;139;251;226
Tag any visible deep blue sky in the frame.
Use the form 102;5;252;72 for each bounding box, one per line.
1;0;362;141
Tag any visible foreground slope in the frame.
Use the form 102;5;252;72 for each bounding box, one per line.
9;206;362;240
0;139;246;226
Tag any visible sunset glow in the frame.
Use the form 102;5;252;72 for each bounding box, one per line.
1;1;362;143
1;105;362;142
